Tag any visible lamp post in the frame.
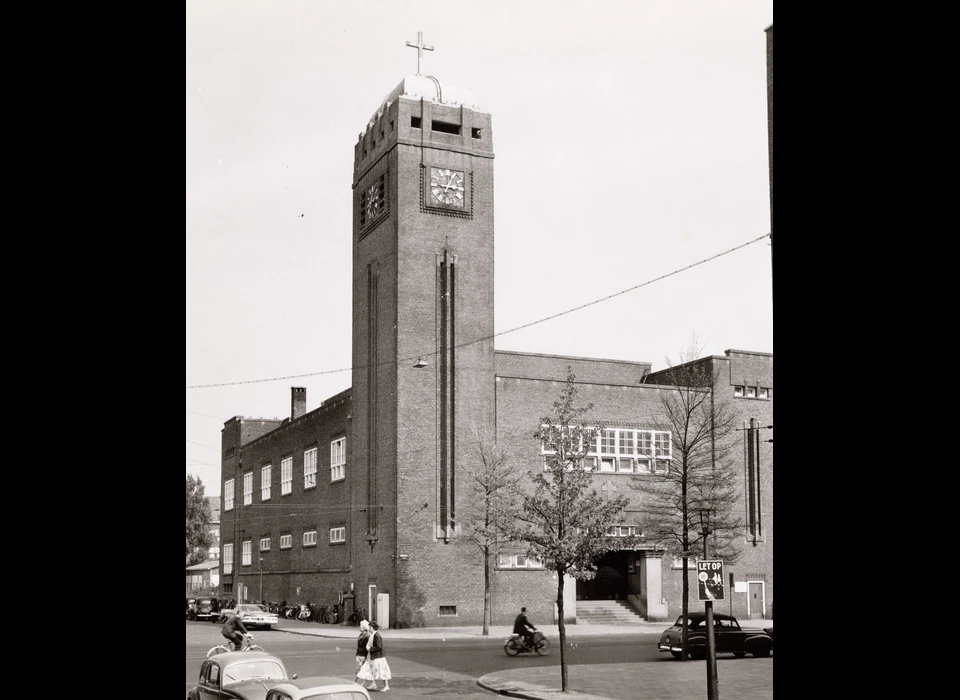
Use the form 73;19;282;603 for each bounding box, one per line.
259;557;264;604
699;507;719;700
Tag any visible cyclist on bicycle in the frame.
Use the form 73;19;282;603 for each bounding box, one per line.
221;611;251;651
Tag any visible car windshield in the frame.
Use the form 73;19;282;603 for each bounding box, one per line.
223;660;286;684
238;605;263;613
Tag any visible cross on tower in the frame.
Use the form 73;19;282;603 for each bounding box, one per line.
405;31;434;75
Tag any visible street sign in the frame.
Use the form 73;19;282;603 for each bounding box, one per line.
697;559;724;601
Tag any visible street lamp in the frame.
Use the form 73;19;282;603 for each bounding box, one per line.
259;557;264;604
699;507;719;700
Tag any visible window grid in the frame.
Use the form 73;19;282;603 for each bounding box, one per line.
281;457;293;495
303;530;317;547
223;543;234;574
259;537;271;552
243;472;253;506
280;534;292;550
304;448;317;489
329;527;346;543
331;437;346;481
224;479;235;511
261;465;272;501
542;426;671;474
498;553;544;569
242;540;251;566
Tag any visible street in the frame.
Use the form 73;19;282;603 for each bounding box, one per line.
186;620;660;698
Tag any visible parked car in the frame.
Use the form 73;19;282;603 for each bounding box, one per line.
187;650;296;700
187;597;221;621
764;626;773;646
657;612;773;659
234;603;280;630
186;597;197;618
263;675;372;700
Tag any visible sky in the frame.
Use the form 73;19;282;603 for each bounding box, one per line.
186;0;774;492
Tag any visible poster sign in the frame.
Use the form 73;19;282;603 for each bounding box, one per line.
697;559;725;601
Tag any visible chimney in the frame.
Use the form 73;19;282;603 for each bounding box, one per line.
291;387;307;420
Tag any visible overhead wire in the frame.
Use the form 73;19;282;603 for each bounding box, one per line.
185;233;770;390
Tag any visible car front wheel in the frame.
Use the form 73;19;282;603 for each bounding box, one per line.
670;651;681;660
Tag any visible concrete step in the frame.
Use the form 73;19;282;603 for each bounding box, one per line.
576;600;646;624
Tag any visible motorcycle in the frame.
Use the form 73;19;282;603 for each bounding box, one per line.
504;630;550;656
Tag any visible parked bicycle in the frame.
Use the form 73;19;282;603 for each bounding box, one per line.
348;605;367;626
206;633;264;659
316;603;338;624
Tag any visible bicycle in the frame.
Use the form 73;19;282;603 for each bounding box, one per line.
317;603;338;624
206;633;263;658
348;606;367;626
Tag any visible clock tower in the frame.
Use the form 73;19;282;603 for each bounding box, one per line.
350;52;496;624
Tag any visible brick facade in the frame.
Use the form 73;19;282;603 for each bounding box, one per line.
218;74;773;627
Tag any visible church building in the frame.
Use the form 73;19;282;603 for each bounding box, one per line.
217;41;773;629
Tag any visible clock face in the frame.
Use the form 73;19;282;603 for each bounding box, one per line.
430;168;465;207
365;182;381;220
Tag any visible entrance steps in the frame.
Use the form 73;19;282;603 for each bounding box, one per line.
575;599;647;624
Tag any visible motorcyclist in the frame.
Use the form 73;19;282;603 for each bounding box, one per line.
221;611;250;651
513;606;537;650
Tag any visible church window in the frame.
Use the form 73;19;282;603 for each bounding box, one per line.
432;119;460;135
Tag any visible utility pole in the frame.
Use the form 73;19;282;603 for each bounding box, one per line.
259;557;264;604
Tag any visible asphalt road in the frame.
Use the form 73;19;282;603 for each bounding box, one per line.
186;620;661;699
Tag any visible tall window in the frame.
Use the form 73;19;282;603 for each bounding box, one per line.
223;543;234;574
261;464;272;501
243;472;253;505
304;447;317;489
331;437;346;482
224;479;235;511
281;457;292;495
242;540;251;566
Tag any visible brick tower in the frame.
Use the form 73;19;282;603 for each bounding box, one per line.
350;57;496;626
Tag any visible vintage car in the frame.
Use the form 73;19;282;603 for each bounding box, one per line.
658;612;773;659
263;676;372;700
235;603;280;630
764;626;774;646
187;650;297;700
188;597;221;622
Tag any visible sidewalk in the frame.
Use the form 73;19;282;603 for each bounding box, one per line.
273;618;773;700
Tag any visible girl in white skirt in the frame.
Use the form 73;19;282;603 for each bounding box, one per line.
357;621;391;692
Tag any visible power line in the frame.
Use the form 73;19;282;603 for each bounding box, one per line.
186;233;770;389
187;439;222;453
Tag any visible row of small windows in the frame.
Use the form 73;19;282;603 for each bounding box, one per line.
409;116;482;139
223;438;347;511
542;427;672;474
221;527;346;574
734;386;770;399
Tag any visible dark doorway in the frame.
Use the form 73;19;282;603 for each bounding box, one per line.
577;551;629;600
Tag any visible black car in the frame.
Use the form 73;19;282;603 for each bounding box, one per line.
658;612;773;659
187;596;221;622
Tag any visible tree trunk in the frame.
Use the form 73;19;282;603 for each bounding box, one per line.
557;574;568;692
483;549;491;635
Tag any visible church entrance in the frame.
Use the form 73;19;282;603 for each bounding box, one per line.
576;551;629;600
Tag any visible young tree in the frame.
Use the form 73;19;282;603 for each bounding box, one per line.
632;343;744;661
460;429;521;636
186;474;213;565
505;370;641;692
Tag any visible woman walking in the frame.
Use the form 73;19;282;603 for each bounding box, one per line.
353;620;372;686
357;621;392;692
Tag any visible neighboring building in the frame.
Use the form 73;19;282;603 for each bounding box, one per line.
207;496;221;560
186;559;220;592
218;53;773;628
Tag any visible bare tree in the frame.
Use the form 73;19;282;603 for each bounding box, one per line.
633;342;743;661
506;369;641;692
460;429;521;635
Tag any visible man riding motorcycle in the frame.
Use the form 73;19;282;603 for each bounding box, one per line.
513;606;537;650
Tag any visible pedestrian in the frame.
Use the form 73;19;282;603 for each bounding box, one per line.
353;620;371;685
356;621;391;692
